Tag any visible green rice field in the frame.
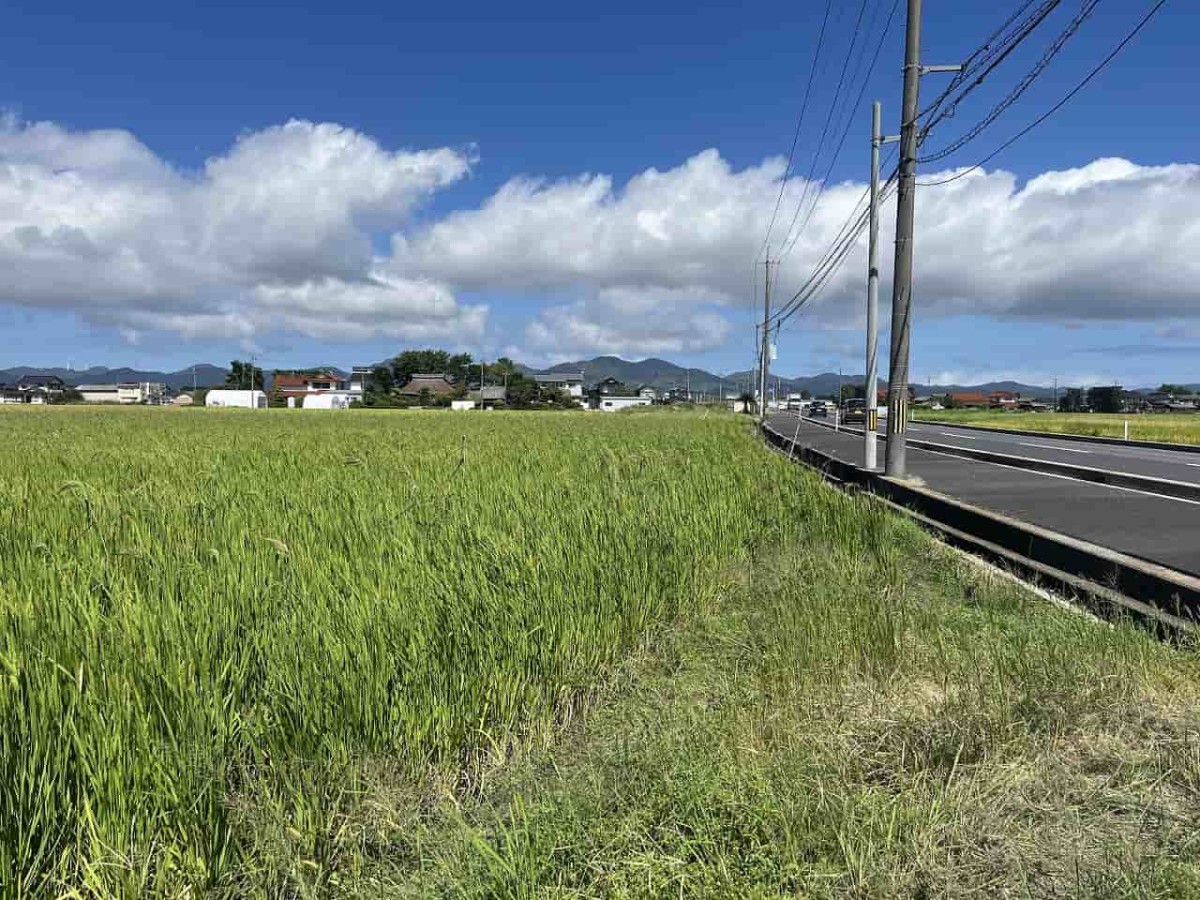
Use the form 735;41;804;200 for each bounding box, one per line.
0;407;807;895
913;409;1200;444
3;407;1198;897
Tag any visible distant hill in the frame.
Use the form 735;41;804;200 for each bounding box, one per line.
0;364;229;391
538;358;1058;400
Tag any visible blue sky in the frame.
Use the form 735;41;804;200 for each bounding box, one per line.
0;0;1193;386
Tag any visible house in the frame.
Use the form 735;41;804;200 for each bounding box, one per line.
272;369;346;400
9;374;67;403
469;386;507;409
534;372;586;400
595;376;626;396
988;391;1020;409
1147;391;1200;412
945;392;989;408
17;374;66;399
172;393;195;406
399;373;458;398
0;385;26;404
596;395;652;412
122;382;165;404
635;385;659;401
349;367;375;395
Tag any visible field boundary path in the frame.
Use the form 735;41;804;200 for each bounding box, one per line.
763;414;1200;630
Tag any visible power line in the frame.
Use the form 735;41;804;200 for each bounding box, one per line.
776;177;899;331
769;145;897;325
772;0;873;261
771;166;899;330
919;0;1101;164
755;0;835;263
918;0;1167;187
917;0;1061;133
778;0;900;262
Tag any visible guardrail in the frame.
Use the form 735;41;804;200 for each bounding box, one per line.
762;420;1199;635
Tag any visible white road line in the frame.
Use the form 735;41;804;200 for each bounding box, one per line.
1017;441;1090;454
1188;464;1200;469
941;432;976;439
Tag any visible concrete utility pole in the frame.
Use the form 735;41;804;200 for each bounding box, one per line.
884;0;923;478
865;100;898;470
884;0;960;477
759;257;773;423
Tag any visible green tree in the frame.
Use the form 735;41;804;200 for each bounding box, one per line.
225;360;264;390
1059;387;1086;413
389;349;474;387
1159;383;1189;395
370;366;394;394
488;357;519;379
1087;385;1125;414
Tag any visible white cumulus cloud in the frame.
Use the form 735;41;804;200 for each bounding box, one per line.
2;113;1196;360
0;115;483;343
397;151;1200;354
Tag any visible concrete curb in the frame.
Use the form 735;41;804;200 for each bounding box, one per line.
913;418;1200;454
761;421;1199;632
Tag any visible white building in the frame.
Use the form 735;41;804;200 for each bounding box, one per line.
76;382;165;404
76;384;121;404
534;372;586;400
205;389;268;409
301;391;354;410
597;395;652;412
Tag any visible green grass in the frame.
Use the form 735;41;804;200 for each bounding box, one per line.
378;508;1200;898
2;407;1198;897
913;409;1200;444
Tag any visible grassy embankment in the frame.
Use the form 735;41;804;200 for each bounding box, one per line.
1;407;1197;897
914;409;1200;445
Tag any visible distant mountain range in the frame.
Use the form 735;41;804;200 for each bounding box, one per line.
542;357;1070;399
1;356;1190;399
0;364;229;391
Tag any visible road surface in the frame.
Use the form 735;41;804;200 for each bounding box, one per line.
767;413;1200;577
905;420;1200;486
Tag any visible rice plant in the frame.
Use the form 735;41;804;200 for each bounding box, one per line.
0;407;811;896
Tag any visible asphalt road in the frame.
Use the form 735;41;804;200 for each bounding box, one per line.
903;421;1200;486
767;413;1200;577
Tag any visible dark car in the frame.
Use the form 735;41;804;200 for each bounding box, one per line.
808;400;828;418
841;399;866;425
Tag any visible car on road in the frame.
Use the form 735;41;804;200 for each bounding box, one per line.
808;400;828;418
841;399;866;425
